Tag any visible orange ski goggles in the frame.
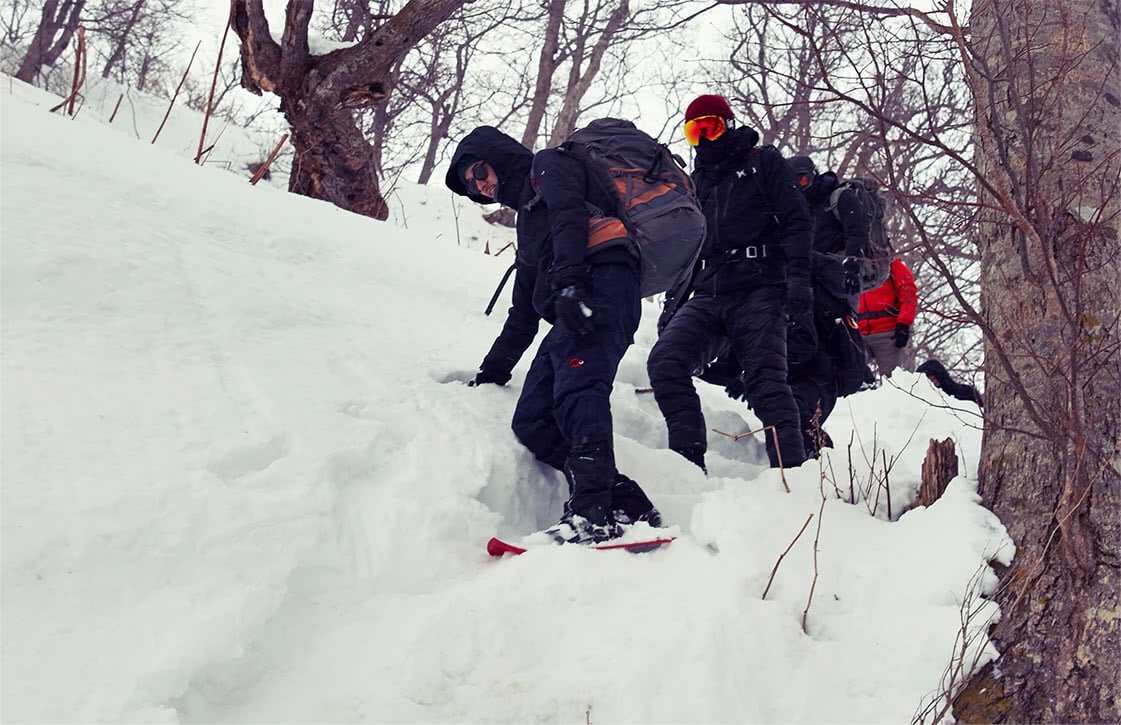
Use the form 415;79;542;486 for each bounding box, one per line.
683;115;728;146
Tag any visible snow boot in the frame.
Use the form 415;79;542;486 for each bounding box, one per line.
671;442;707;474
542;507;623;545
610;474;663;527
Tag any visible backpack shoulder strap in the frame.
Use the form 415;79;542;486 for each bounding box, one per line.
827;181;855;217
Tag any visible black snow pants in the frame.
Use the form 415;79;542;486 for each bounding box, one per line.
648;287;808;468
510;263;641;519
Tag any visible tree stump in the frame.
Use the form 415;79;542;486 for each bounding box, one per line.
917;437;958;507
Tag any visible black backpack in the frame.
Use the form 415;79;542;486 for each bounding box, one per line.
827;177;893;291
554;119;706;298
824;315;874;397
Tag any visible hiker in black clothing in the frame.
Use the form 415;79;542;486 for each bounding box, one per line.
648;95;812;470
446;126;660;544
917;359;984;409
785;155;879;453
788;155;866;315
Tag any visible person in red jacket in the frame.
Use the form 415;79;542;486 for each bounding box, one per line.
857;258;917;377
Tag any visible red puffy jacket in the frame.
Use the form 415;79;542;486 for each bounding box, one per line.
857;258;917;335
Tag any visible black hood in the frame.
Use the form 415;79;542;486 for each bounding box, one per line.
805;171;839;206
445;126;533;208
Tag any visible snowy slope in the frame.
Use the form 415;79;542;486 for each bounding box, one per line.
1;79;1009;724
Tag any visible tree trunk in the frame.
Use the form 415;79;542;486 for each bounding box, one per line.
100;0;146;80
520;0;565;149
416;104;453;185
954;0;1121;721
287;101;390;220
15;0;85;83
231;0;467;222
545;0;629;147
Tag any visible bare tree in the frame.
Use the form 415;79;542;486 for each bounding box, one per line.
15;0;85;83
230;0;469;221
708;4;980;376
81;0;192;91
519;0;693;149
1;1;38;46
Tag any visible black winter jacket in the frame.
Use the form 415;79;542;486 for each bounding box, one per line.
804;172;866;258
445;126;636;381
688;126;812;298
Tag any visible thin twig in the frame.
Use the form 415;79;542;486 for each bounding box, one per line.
50;26;86;116
801;495;827;634
152;40;201;144
884;449;893;520
250;133;290;185
769;425;789;492
69;26;85;116
196;8;233;163
108;92;123;123
762;513;814;599
714;425;789;491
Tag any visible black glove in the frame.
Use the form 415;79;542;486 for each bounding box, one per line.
893;323;911;348
784;281;813;314
550;265;595;336
786;311;819;372
842;257;863;295
723;379;747;402
467;367;509;387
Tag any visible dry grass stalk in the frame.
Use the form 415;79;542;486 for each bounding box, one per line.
108;92;123;123
152;40;201;145
713;425;790;492
762;513;814;600
801;494;826;634
196;8;234;163
50;26;86;116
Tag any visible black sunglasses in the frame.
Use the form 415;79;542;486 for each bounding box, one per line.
469;161;489;181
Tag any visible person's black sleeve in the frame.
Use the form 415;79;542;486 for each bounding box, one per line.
532;149;591;273
835;187;868;258
478;259;540;384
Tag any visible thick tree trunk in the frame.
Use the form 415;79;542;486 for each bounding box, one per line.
954;0;1121;721
15;0;85;83
287;103;390;220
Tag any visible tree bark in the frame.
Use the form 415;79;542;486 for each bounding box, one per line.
231;0;467;221
953;0;1121;721
15;0;85;83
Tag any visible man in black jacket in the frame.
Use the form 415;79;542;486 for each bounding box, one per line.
785;155;876;454
647;95;812;470
446;126;660;544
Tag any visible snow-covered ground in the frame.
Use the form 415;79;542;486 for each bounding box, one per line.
1;79;1009;723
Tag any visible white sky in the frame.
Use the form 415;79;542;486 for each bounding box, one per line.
1;75;1007;723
